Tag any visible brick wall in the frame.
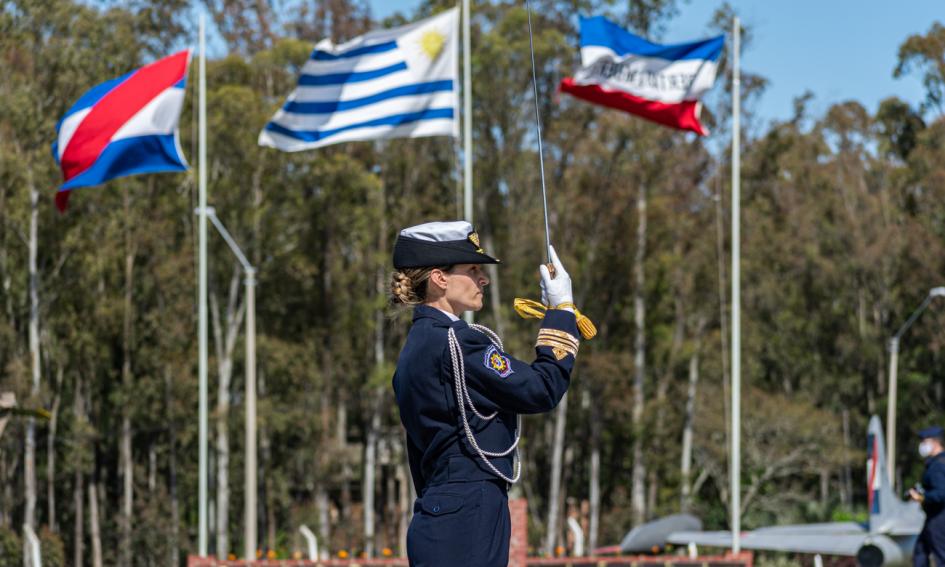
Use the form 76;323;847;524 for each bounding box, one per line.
509;498;528;567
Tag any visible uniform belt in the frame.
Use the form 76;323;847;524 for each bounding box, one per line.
426;455;511;488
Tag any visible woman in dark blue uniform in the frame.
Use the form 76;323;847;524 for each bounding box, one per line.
390;220;582;567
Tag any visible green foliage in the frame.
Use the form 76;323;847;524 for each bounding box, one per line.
830;508;868;524
895;22;945;115
0;528;20;567
38;528;64;567
754;554;804;567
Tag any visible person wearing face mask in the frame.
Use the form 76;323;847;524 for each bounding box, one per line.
910;426;945;567
389;221;582;567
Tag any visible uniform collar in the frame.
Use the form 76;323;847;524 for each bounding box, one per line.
413;305;466;328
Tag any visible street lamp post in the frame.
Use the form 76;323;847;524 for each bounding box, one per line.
886;286;945;484
197;207;258;561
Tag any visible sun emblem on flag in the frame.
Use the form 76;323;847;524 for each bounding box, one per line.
419;29;446;61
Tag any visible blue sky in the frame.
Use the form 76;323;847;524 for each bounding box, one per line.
368;0;943;125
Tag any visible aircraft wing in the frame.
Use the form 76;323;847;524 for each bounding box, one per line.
667;529;869;556
752;522;866;535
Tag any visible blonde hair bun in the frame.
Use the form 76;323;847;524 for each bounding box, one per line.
391;271;421;305
389;266;451;306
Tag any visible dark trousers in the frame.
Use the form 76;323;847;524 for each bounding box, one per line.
407;480;509;567
914;521;945;567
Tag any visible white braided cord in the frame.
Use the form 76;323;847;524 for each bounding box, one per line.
447;324;522;484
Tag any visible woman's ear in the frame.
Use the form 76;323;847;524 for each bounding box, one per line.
428;268;449;292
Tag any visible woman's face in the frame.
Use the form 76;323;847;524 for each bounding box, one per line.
443;264;490;312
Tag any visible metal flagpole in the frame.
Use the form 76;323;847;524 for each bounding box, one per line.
244;270;257;560
886;287;945;483
524;0;552;264
730;15;742;557
463;0;475;324
197;12;209;558
198;208;258;560
886;336;899;483
463;0;473;227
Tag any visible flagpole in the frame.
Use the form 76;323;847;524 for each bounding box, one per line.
730;15;742;557
462;0;472;226
197;12;209;558
462;0;475;324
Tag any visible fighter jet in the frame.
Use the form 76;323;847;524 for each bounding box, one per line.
666;415;924;566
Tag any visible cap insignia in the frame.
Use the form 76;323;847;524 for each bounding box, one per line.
468;232;484;254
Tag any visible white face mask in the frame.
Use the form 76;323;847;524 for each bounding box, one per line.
920;440;934;458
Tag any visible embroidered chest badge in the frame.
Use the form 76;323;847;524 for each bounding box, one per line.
483;345;514;378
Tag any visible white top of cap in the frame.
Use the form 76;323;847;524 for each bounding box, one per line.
400;221;472;242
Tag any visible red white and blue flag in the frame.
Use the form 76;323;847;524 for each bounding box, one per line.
53;50;191;210
560;16;723;136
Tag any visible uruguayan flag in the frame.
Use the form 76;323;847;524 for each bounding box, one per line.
259;8;458;151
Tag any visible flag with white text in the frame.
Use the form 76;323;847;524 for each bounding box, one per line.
259;8;458;151
560;16;723;136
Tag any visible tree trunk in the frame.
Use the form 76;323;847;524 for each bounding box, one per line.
543;392;568;555
679;347;699;513
316;376;331;557
74;468;84;567
259;368;276;552
631;185;647;525
47;365;63;533
364;188;387;557
397;453;410;558
561;441;575;554
165;368;180;567
210;269;246;561
316;486;330;560
385;460;396;552
842;409;853;508
0;184;12;328
89;481;103;567
120;188;137;567
338;398;352;550
0;449;9;527
148;445;157;493
588;388;600;552
24;178;41;537
363;392;381;557
73;375;85;567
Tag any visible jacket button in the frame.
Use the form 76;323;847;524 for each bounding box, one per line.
432;505;440;513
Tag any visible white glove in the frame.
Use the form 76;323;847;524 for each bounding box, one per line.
539;246;574;310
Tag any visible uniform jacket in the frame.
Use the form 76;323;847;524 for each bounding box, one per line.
393;305;578;495
922;453;945;520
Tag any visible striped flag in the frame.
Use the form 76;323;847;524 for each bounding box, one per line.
259;8;459;151
53;50;190;210
560;16;723;136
